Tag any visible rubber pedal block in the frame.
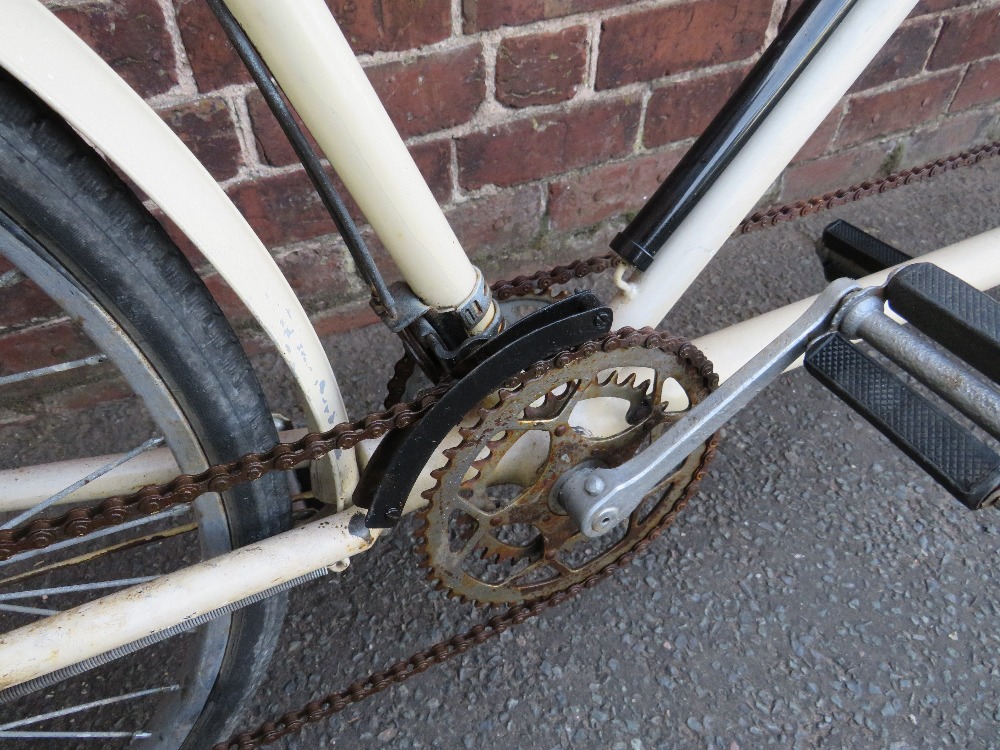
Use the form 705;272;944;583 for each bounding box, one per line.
805;332;1000;510
886;262;1000;384
820;220;911;282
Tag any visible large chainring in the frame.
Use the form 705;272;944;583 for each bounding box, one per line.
416;331;717;606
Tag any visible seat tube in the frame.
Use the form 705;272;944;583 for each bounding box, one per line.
223;0;479;311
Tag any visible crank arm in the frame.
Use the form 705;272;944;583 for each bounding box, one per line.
560;278;860;537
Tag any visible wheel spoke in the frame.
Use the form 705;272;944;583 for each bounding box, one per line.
0;436;164;531
0;604;59;617
0;685;178;739
0;354;107;388
0;576;157;602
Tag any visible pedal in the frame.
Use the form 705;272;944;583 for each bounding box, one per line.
885;263;1000;384
819;220;912;282
805;332;1000;510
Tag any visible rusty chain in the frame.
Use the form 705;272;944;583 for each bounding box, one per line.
0;142;996;746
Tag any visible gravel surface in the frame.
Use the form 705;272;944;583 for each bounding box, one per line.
235;159;1000;749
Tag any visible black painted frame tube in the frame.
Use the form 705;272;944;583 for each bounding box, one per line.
612;0;860;271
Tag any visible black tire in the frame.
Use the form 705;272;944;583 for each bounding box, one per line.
0;73;289;747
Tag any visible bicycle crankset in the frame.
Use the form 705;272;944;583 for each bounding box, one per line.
417;329;719;605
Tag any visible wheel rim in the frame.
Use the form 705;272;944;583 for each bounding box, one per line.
0;210;233;747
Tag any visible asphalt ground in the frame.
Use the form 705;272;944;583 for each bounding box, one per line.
234;158;1000;750
1;158;999;750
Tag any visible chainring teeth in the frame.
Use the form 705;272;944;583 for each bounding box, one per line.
417;329;717;606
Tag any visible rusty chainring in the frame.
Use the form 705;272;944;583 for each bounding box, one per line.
417;336;716;606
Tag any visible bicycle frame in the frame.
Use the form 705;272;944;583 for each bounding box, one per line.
1;0;999;693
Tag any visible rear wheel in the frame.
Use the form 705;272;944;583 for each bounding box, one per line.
0;74;289;747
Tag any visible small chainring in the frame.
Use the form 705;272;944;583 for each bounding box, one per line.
416;330;717;606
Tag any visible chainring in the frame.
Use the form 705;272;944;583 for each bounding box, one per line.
416;330;717;606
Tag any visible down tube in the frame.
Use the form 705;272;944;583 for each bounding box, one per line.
611;0;919;330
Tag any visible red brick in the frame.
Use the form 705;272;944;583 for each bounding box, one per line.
836;71;961;147
409;140;454;203
227;171;339;249
328;0;451;53
850;19;940;93
173;0;251;93
246;90;322;168
309;303;380;341
0;321;96;379
596;0;771;90
457;98;642;190
496;26;589;108
463;0;620;32
915;0;979;14
548;148;685;231
274;244;354;310
159;98;243;182
793;106;843;163
951;58;1000;112
782;143;893;202
643;67;748;148
42;379;133;414
0;277;61;334
366;44;485;139
928;7;1000;70
58;0;177;98
446;185;545;256
903;109;1000;166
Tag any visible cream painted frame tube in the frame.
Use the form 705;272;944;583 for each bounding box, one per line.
223;0;480;311
611;0;920;330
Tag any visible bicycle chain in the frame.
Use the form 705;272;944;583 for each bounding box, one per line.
215;329;719;750
0;141;994;747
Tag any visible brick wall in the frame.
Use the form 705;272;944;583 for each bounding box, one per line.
4;0;1000;400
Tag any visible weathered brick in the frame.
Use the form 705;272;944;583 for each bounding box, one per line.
0;321;96;379
928;7;1000;70
457;98;642;190
366;44;485;139
329;0;451;53
793;106;843;162
644;67;748;149
159;98;243;181
496;26;589;108
227;171;339;249
463;0;620;32
836;71;961;147
548;148;685;231
596;0;771;90
446;185;545;256
903;109;1000;166
246;90;321;168
173;0;251;93
850;19;940;93
58;0;177;98
915;0;980;14
782;143;893;202
0;277;61;334
951;58;1000;112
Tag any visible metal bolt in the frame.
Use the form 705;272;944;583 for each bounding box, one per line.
328;559;350;573
583;474;606;496
593;310;613;329
591;511;618;534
